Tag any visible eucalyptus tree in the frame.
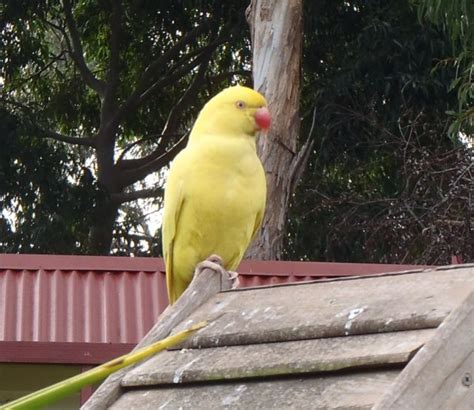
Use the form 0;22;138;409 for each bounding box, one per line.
2;0;471;263
418;0;473;137
2;0;251;254
286;0;472;264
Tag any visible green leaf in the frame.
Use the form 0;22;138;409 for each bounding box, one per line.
1;322;207;410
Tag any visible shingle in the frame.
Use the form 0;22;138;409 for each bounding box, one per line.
170;266;474;349
112;370;400;410
85;264;474;409
122;329;433;386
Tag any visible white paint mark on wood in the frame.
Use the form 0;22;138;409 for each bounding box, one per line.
222;321;236;331
221;384;248;406
348;308;366;320
209;297;232;314
344;307;367;335
173;357;201;384
246;308;260;319
158;398;172;410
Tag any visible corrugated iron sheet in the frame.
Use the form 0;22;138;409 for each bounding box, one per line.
238;274;322;287
0;255;167;344
237;259;426;276
236;260;428;287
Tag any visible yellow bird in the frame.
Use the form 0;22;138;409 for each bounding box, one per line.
162;85;271;304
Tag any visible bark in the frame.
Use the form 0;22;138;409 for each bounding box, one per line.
86;125;121;254
246;0;305;260
87;201;119;255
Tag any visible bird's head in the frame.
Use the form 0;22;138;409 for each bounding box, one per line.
190;85;271;139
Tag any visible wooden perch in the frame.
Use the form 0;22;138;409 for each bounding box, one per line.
81;265;233;410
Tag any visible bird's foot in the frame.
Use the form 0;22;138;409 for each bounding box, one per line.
194;255;239;290
195;254;225;275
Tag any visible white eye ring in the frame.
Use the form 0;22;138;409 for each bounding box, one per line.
235;100;246;109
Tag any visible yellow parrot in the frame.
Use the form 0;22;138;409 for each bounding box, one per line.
162;85;271;304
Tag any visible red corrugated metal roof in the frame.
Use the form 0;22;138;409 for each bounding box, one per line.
236;260;427;287
0;254;168;344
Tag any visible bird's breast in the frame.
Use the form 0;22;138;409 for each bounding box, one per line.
177;141;265;243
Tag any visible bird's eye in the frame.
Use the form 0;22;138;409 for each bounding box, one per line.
235;101;246;109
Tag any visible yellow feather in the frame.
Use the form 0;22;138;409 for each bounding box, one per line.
162;86;268;304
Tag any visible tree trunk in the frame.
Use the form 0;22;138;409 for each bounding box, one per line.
87;132;120;255
246;0;304;260
87;200;119;255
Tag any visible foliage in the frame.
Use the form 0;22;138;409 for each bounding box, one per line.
1;0;471;263
286;0;472;264
0;108;101;253
2;321;206;409
1;0;251;254
417;0;473;137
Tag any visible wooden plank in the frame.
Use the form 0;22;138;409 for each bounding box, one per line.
112;370;400;409
170;267;474;349
374;291;474;410
122;329;434;386
82;266;233;410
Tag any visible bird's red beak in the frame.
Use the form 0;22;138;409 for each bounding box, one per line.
255;107;271;131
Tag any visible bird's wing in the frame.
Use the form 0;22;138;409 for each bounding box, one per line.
251;205;265;243
162;162;186;304
250;170;267;243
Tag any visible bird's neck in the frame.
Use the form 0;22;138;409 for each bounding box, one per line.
188;133;258;160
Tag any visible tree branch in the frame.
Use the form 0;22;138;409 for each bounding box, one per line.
44;19;72;49
116;133;182;167
38;128;96;147
62;0;106;95
101;0;122;124
136;49;214;109
119;134;188;188
142;22;211;83
114;30;226;125
210;70;253;85
121;46;218;164
111;187;163;204
107;0;121;88
162;51;212;136
1;97;96;147
289;107;317;197
13;50;67;89
114;22;212;122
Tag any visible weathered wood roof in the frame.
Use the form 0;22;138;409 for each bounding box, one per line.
83;264;474;409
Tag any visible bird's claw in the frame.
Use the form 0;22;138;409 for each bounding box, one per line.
228;271;240;289
195;254;225;276
194;255;239;290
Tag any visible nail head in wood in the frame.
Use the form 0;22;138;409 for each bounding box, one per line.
462;372;472;387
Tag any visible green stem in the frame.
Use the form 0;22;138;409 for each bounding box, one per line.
1;321;207;410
